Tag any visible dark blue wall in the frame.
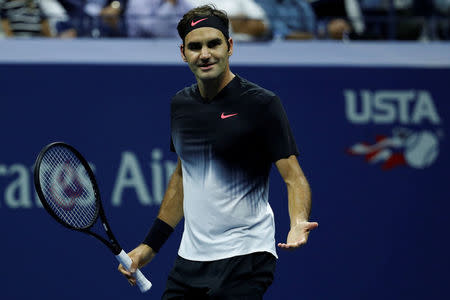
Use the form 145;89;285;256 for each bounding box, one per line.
1;62;448;300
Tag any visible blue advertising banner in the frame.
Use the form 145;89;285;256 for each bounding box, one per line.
1;40;449;300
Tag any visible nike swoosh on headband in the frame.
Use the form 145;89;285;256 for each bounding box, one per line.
191;18;208;27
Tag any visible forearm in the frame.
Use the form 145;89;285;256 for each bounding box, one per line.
157;160;184;228
286;172;311;227
140;159;183;256
120;162;180;277
276;156;317;248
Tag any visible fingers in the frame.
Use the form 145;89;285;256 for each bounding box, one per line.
307;222;319;231
277;240;306;250
278;221;318;251
118;263;137;286
129;259;138;274
117;244;156;287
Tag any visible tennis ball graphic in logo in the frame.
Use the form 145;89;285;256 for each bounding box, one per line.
404;131;439;169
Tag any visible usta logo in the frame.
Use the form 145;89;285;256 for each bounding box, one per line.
345;89;443;170
347;128;441;170
344;90;441;125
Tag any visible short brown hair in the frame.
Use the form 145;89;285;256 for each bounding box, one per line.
177;4;230;44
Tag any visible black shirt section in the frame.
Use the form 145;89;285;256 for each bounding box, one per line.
170;75;299;178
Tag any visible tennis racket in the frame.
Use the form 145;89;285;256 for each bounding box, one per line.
33;142;152;293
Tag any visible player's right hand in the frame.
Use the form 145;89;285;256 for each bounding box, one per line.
118;244;156;286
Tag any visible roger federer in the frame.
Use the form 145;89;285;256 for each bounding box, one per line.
118;5;318;299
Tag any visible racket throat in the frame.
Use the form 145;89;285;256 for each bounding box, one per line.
102;222;122;254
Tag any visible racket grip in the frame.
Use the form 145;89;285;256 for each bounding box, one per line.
115;249;152;293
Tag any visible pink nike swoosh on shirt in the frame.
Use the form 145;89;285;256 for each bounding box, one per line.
191;18;207;27
221;113;238;119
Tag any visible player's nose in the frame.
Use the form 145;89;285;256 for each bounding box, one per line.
199;46;211;59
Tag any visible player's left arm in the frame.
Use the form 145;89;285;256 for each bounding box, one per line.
275;155;318;250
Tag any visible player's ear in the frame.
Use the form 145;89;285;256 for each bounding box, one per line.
180;44;187;62
227;37;233;56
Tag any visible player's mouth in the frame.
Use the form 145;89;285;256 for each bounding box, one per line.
199;63;215;71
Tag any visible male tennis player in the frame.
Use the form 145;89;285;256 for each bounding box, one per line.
118;5;318;299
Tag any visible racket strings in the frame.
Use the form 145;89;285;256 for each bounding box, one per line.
39;146;98;228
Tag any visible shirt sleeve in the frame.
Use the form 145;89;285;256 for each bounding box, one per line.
263;96;299;162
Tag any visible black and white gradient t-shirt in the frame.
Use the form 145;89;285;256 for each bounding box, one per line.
171;75;299;261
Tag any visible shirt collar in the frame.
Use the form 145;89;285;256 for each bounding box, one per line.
195;75;241;103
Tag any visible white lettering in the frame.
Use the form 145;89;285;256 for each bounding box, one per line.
1;150;176;209
344;89;371;124
111;152;152;206
344;89;442;125
0;164;6;207
412;91;441;124
396;91;415;123
150;148;164;205
0;165;6;175
5;164;32;209
28;165;43;208
373;91;396;123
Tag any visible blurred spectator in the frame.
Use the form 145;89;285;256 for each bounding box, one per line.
359;0;423;40
126;0;192;38
99;0;192;38
39;0;76;37
433;0;449;39
256;0;316;40
434;0;450;13
57;0;121;37
188;0;270;41
0;0;53;37
309;0;365;39
98;0;122;33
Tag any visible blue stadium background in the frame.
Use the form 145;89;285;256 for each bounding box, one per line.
0;40;449;299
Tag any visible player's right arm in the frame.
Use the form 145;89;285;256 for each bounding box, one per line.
118;157;184;285
156;157;184;228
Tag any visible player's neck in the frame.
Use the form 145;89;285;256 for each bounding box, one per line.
198;71;235;101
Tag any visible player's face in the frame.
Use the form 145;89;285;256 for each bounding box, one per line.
181;27;233;82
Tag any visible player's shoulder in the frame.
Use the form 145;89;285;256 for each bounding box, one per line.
237;75;278;105
171;83;198;104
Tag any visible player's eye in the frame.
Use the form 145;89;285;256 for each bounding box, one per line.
188;43;202;50
208;39;222;48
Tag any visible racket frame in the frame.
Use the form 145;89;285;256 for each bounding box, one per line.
34;142;122;255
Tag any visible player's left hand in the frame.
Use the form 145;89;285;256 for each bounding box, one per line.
278;221;318;250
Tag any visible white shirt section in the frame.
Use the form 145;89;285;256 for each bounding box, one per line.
178;156;278;261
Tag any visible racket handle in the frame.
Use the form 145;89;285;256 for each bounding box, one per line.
115;249;152;293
